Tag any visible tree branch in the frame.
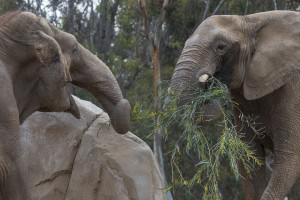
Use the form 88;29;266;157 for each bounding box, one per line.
139;0;150;41
211;0;226;16
202;0;210;21
244;0;249;15
94;0;120;54
154;0;170;47
273;0;277;10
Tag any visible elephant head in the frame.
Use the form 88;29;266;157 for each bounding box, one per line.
49;30;131;134
170;11;300;109
0;11;131;199
48;21;131;134
0;11;87;200
3;11;130;134
170;11;300;199
0;11;80;124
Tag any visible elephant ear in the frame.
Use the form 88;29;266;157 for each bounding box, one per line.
34;31;61;64
243;15;300;100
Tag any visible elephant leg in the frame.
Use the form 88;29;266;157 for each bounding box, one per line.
0;130;28;199
0;151;27;200
261;152;300;200
239;142;266;200
261;104;300;200
0;70;28;200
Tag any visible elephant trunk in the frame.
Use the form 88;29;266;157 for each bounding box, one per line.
170;46;222;123
170;68;197;106
72;44;131;134
170;46;206;105
171;43;220;103
93;89;131;135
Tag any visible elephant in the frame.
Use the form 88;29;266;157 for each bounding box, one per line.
170;10;300;200
0;11;131;199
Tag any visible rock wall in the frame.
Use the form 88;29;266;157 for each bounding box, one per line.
20;96;166;200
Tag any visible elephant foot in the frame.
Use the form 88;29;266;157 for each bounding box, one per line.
111;99;131;134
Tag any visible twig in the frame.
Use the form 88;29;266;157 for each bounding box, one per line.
202;0;210;21
211;0;226;16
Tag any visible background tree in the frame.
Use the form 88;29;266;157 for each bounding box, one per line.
139;0;172;199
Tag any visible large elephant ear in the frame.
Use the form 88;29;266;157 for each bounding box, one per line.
243;14;300;100
34;31;61;64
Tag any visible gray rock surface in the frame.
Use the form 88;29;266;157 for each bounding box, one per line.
20;96;166;200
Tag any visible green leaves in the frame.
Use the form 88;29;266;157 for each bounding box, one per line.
132;78;263;199
163;78;264;199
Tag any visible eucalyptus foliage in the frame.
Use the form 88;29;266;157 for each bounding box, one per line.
132;78;263;199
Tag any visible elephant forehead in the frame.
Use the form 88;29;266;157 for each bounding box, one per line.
0;12;51;46
185;34;213;47
192;15;243;41
3;12;38;32
0;11;21;27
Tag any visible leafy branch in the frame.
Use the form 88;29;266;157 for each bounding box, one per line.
131;78;263;199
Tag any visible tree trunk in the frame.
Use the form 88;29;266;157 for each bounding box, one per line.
97;0;119;54
66;0;75;34
152;48;161;113
151;46;164;188
139;0;173;199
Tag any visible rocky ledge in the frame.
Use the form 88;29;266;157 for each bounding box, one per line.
20;96;166;200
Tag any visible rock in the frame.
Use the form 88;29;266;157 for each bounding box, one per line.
20;96;166;200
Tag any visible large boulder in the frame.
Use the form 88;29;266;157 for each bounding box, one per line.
20;96;166;200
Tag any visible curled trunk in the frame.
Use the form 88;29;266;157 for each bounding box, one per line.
71;44;131;134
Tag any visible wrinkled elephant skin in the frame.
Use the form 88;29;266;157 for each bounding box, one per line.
0;11;131;199
170;11;300;199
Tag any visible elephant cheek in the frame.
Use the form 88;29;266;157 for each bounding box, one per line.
110;99;131;134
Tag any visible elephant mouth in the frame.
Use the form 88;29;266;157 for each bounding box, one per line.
38;95;80;119
172;84;223;124
196;66;233;90
175;84;199;107
213;68;232;87
38;107;50;112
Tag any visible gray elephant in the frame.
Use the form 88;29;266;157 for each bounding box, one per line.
0;11;131;199
170;10;300;200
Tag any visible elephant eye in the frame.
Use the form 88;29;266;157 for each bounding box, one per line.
215;43;227;54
